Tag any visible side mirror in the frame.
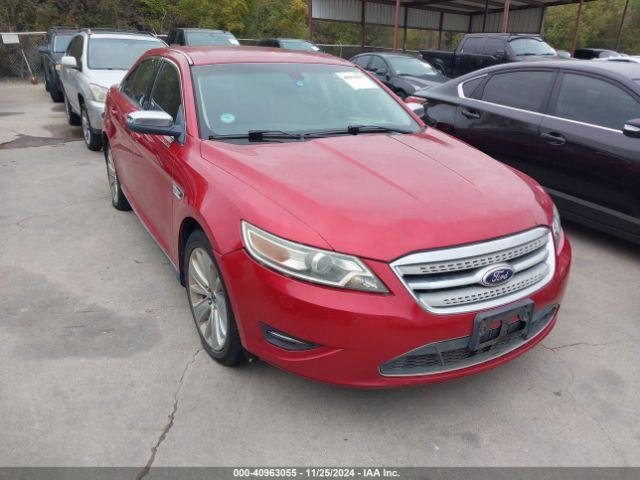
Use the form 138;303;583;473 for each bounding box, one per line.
623;119;640;138
125;111;182;137
38;46;48;54
61;56;78;69
407;101;425;118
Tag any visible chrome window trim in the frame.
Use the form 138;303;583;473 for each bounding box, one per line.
391;227;556;315
457;74;626;134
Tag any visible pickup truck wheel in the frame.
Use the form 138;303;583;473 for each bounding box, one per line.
81;105;102;151
64;93;81;126
185;231;243;367
104;143;131;211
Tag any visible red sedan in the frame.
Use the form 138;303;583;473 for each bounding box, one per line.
102;46;571;387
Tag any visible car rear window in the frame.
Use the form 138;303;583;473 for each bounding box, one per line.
185;31;239;46
53;34;73;53
88;37;164;70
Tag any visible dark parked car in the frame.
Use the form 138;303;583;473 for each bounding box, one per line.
167;28;239;46
257;38;320;52
410;61;640;243
350;53;448;99
421;34;560;78
574;48;621;60
38;27;79;102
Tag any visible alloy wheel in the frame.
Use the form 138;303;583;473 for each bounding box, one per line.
188;248;229;352
105;147;119;202
81;110;91;145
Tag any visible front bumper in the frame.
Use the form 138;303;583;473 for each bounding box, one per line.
218;235;571;387
85;99;105;131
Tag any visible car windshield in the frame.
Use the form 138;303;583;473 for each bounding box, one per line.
53;34;73;53
88;37;164;70
186;31;240;46
192;63;420;138
387;56;439;77
509;38;556;56
279;40;320;51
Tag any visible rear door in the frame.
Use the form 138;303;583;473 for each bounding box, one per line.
454;69;556;173
454;37;486;76
133;60;185;251
539;72;640;235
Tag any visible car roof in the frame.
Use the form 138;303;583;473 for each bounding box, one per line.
469;59;640;80
465;33;542;39
357;52;418;59
178;28;231;33
171;46;350;66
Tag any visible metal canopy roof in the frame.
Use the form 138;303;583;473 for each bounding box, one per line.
311;0;596;35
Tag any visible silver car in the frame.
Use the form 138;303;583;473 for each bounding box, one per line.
60;29;166;150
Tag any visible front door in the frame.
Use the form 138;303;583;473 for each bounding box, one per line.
539;72;640;237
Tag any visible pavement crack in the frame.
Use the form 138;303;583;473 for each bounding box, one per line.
135;348;201;480
0;196;110;228
541;338;640;351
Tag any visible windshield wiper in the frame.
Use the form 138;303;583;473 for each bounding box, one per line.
305;125;414;138
209;130;304;142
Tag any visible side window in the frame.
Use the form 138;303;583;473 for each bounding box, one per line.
148;62;182;122
121;59;158;107
167;31;175;44
460;76;484;98
460;37;485;55
73;36;84;64
66;36;79;57
369;56;388;73
482;71;554;112
354;55;371;68
551;73;640;130
482;39;505;56
177;31;185;45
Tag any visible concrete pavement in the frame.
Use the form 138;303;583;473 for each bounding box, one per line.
0;82;639;468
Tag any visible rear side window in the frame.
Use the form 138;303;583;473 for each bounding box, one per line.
121;59;158;107
460;37;485;55
369;56;388;73
482;39;505;56
551;73;640;130
148;62;182;121
482;71;554;112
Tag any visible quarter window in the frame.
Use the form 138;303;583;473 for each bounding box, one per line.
551;73;640;130
461;76;484;98
482;71;554;112
121;59;158;107
148;62;182;121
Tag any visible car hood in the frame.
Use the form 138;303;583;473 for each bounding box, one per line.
86;69;127;89
200;130;550;261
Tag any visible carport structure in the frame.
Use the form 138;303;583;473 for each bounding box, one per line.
307;0;629;54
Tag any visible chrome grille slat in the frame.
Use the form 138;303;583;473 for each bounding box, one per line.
391;228;555;315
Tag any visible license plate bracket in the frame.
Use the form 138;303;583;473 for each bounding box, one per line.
468;299;535;352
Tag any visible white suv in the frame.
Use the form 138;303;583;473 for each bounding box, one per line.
60;29;165;150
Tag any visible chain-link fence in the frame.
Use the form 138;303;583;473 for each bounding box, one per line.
0;32;46;79
0;32;422;81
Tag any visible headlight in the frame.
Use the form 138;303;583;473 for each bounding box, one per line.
89;83;108;103
552;204;562;244
242;222;388;293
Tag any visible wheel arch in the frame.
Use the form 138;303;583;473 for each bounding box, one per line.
178;216;206;286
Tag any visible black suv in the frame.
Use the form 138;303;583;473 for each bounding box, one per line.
167;28;239;46
411;61;640;242
38;27;79;102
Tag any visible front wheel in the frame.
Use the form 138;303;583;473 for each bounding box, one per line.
81;105;102;151
185;230;243;366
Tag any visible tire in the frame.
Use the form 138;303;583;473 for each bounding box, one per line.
64;92;81;126
185;230;243;366
104;142;131;211
81;104;102;151
50;88;64;103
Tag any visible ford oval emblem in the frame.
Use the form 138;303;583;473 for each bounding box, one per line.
480;264;515;287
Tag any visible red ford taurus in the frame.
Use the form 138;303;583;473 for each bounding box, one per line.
102;46;571;387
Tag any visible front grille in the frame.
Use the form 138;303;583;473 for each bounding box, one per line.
380;304;558;376
391;227;555;314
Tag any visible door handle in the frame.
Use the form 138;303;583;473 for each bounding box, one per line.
461;108;481;120
540;132;566;146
